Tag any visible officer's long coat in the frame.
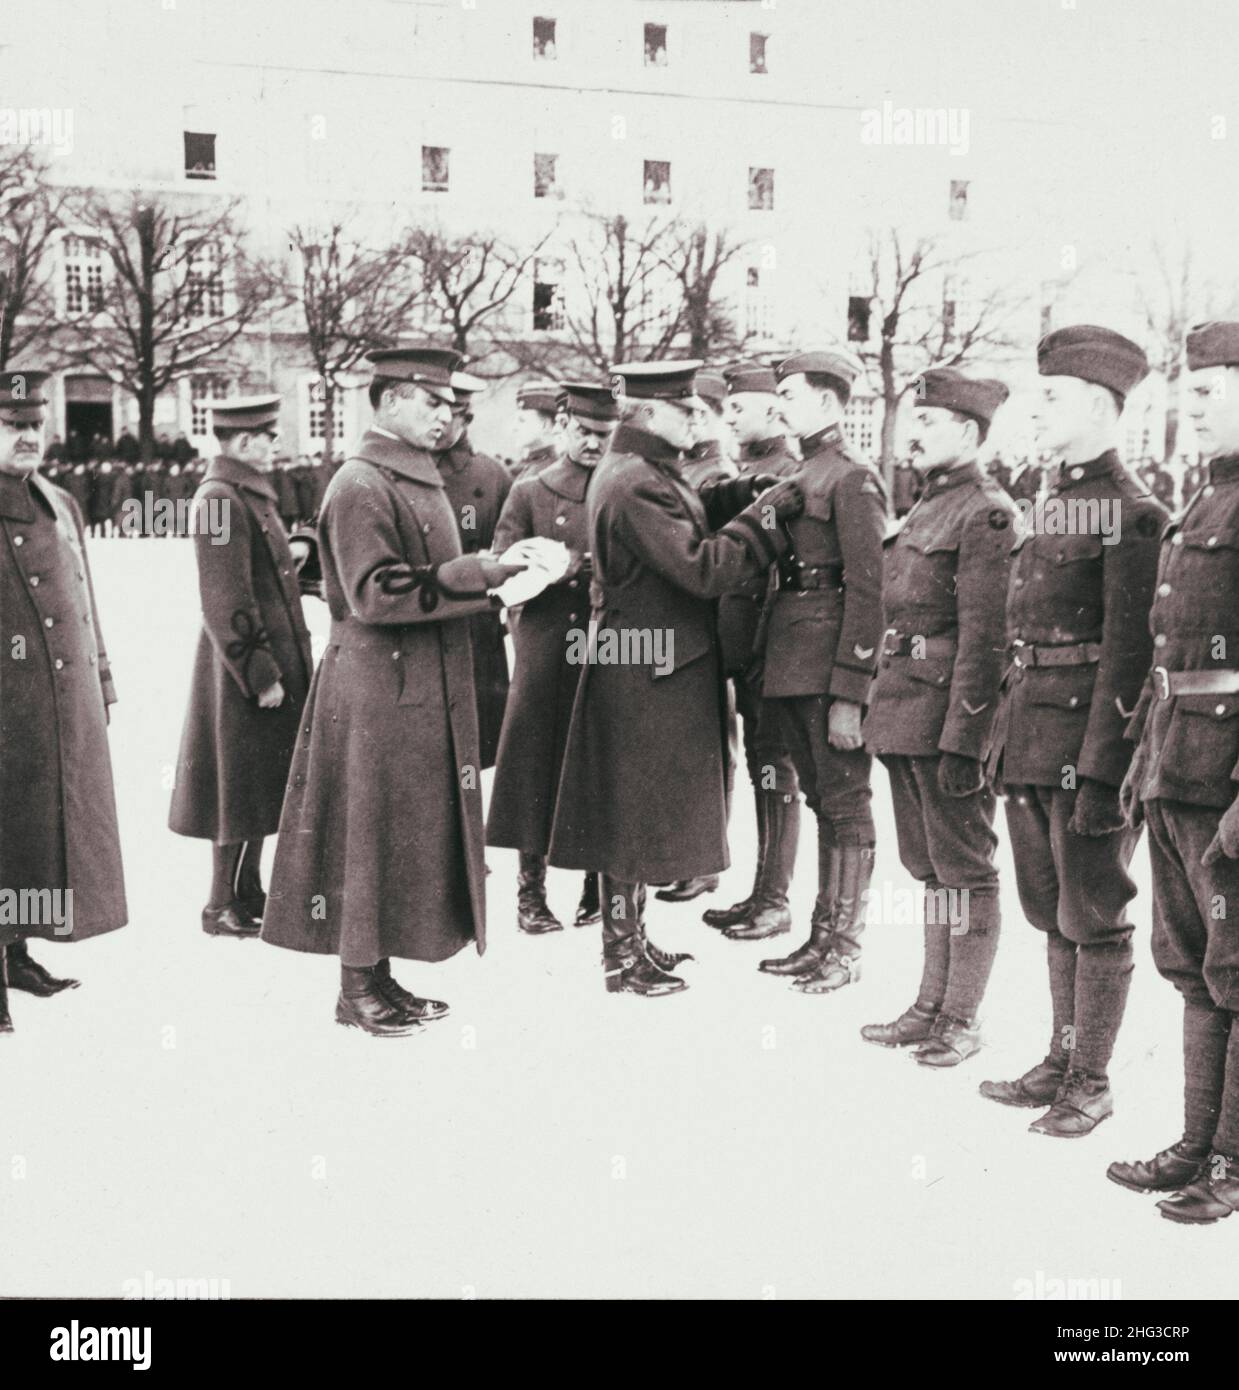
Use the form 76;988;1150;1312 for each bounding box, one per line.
168;456;313;844
436;435;512;769
985;452;1166;789
261;430;497;966
0;470;126;943
486;456;593;854
864;462;1018;759
547;425;787;885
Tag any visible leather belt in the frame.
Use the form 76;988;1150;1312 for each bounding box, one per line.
1153;666;1239;700
883;630;958;660
779;561;844;592
1010;639;1101;669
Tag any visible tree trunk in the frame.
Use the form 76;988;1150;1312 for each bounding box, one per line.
138;388;156;464
321;382;336;466
1163;364;1181;462
878;335;899;491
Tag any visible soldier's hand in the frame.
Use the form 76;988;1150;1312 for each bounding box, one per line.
1067;778;1124;836
938;752;983;798
827;699;863;750
747;473;784;495
749;478;804;524
1202;795;1239;867
480;558;527;588
1119;748;1148;829
257;679;286;709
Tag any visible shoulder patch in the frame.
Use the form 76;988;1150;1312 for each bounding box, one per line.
988;509;1010;530
1135;512;1162;538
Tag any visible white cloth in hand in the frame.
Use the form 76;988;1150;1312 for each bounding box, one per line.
491;537;573;608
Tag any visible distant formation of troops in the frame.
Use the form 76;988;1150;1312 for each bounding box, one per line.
4;316;1239;1228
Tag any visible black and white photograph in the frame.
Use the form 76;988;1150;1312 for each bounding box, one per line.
2;0;1238;1357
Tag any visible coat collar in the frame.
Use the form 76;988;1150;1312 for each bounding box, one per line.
1208;453;1239;485
521;442;558;469
740;435;790;463
1048;449;1122;493
799;423;843;458
437;435;475;475
920;460;983;500
207;453;280;502
0;467;59;522
610;423;683;467
352;429;444;488
538;457;592;502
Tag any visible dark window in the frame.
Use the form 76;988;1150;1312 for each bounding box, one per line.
644;23;668;67
533;277;563;332
949;179;969;221
184;131;216;180
748;166;774;211
847;296;872;343
750;32;768;73
533;16;556;60
643;159;671;205
422;145;450;193
534;153;561;199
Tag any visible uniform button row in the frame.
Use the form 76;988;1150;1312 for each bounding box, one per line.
1158;583;1171;597
13;535;23;546
1154;634;1167;647
29;575;39;586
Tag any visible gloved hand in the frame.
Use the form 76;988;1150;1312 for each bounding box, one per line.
744;478;804;525
480;557;527;588
1067;778;1124;836
748;472;786;495
1119;744;1149;829
1202;793;1239;867
938;752;983;798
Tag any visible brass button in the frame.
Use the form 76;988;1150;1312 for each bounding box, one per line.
1154;634;1167;647
13;535;23;546
1172;532;1183;545
29;575;39;586
1070;467;1084;480
44;617;53;628
1207;536;1219;547
392;651;400;659
1217;704;1227;716
54;658;63;670
555;516;566;526
1158;583;1171;596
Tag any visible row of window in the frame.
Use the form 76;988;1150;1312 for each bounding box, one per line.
532;18;771;74
63;235;224;318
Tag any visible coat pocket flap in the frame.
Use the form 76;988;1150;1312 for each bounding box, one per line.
1024;665;1095;710
1174;692;1239;720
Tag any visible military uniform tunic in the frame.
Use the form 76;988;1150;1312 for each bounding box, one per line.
0;470;126;943
487;457;592;855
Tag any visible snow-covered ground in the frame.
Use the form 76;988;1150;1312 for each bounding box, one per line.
1;537;1233;1300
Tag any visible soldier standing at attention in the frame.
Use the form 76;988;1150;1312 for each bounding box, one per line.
510;382;562;482
756;349;886;995
1110;321;1239;1222
548;361;804;997
261;348;531;1036
703;361;803;943
168;396;314;937
0;371;127;1031
860;369;1016;1065
487;383;618;933
979;326;1166;1137
434;371;513;771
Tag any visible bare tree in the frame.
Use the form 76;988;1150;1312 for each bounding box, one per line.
0;146;65;369
61;190;281;460
289;220;426;463
853;228;1030;481
660;222;751;361
403;226;550;375
561;212;685;372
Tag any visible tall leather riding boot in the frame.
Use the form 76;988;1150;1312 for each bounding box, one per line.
0;949;13;1034
704;791;767;928
235;839;267;921
794;844;874;994
574;872;602;927
517;852;564;934
1045;928;1077;1070
5;939;80;995
336;963;422;1036
1071;935;1134;1084
633;881;694;972
759;822;837;976
726;791;798;941
603;877;685;996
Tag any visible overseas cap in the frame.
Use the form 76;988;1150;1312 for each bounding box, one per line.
775;347;864;394
723;361;779;395
913;367;1009;428
1186;321;1239;371
1036;324;1149;401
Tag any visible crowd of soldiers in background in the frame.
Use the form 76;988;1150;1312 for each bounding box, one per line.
39;428;330;536
891;453;1189;517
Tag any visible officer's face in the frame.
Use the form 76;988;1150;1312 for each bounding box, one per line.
1032;376;1104;453
0;411;45;474
1187;365;1239;457
233;428;279;470
560;413;614;467
776;375;832;438
906;406;973;471
726;392;779;446
645;398;699;452
514;406;553;453
385;385;453;450
442;406;470;450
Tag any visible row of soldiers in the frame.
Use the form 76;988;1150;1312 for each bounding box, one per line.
3;318;1239;1230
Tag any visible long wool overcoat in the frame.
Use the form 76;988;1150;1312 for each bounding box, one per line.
261;431;497;967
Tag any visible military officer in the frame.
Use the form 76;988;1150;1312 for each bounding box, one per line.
510;381;562;482
0;370;127;1032
547;361;804;996
979;325;1167;1137
434;371;514;770
703;361;803;941
860;368;1016;1065
168;395;314;937
488;382;618;933
756;349;887;994
1109;321;1239;1222
261;347;530;1036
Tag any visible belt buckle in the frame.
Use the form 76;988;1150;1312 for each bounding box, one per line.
1011;639;1031;669
1153;666;1170;701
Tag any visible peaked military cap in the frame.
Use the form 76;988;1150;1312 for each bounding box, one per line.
694;370;728;409
212;393;281;431
610;359;703;404
557;381;620;422
914;367;1009;428
1036;324;1149;401
1186;321;1239;371
0;369;52;420
517;381;562;414
366;346;462;404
